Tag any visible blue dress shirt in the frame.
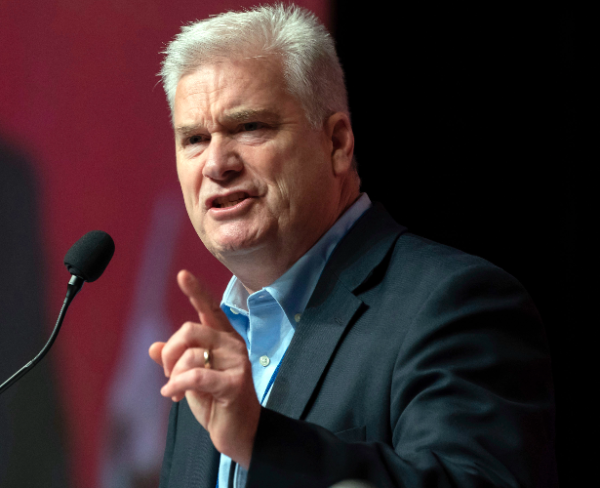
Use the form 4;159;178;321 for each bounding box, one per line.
216;193;371;488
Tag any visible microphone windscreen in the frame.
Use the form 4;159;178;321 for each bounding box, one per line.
64;230;115;282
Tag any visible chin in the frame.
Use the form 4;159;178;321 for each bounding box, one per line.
201;218;278;257
204;232;269;258
216;239;258;254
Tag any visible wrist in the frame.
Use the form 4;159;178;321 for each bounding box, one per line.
230;403;261;470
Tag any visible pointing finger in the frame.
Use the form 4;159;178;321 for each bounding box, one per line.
177;269;235;333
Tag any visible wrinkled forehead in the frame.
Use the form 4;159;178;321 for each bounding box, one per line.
173;55;299;127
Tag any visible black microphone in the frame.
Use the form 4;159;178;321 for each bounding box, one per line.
0;230;115;395
64;230;115;283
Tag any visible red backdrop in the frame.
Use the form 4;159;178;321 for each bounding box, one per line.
0;1;329;486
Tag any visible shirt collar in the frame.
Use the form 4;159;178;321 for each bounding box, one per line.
222;193;372;326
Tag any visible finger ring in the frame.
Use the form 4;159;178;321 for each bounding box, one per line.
204;349;212;369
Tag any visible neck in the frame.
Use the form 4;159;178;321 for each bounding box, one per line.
225;246;306;295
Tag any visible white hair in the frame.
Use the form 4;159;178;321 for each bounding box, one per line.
159;3;349;129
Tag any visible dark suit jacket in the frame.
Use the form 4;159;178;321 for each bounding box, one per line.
159;203;557;488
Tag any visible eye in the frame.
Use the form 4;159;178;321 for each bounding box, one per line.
242;122;263;132
188;135;205;145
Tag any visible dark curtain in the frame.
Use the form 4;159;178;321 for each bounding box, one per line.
333;3;592;487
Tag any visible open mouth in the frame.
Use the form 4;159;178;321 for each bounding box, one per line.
212;191;250;209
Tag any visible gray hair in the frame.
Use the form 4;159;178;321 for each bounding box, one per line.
159;3;349;129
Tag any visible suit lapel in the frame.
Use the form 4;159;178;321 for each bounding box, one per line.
266;203;406;419
265;279;363;419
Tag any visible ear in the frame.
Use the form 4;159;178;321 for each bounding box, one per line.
325;112;355;176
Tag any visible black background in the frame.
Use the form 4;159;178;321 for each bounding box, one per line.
334;3;592;486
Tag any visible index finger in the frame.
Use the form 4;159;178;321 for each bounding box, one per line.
177;269;236;333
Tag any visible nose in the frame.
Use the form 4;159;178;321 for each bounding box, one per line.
202;136;244;182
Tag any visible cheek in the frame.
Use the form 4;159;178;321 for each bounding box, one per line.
177;159;201;203
240;145;284;197
282;148;328;194
265;166;294;213
177;174;206;239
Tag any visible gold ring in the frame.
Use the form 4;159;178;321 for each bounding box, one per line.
204;349;212;369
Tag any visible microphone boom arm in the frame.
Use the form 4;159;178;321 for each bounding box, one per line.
0;275;84;395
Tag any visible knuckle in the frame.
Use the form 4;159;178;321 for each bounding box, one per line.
181;321;196;336
193;368;204;386
180;347;194;366
194;348;206;366
181;348;202;369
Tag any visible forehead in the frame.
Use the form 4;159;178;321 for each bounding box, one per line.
173;56;298;126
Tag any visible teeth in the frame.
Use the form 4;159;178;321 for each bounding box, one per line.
214;192;248;208
221;198;245;208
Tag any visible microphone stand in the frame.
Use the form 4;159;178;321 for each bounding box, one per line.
0;275;84;395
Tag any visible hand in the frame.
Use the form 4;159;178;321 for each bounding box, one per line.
148;270;260;469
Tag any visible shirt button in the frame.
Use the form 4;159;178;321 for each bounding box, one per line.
230;307;239;315
259;355;270;367
294;313;301;323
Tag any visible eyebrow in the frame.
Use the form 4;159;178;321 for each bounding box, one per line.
223;109;282;124
175;109;282;137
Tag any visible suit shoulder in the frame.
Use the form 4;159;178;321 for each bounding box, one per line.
377;231;530;301
393;231;506;274
357;230;543;343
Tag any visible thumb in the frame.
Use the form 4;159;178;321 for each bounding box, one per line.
149;341;166;367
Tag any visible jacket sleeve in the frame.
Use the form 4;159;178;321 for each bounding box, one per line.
246;264;558;488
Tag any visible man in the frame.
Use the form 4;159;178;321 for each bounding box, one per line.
149;4;557;487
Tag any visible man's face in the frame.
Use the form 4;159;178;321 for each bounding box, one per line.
173;56;340;264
